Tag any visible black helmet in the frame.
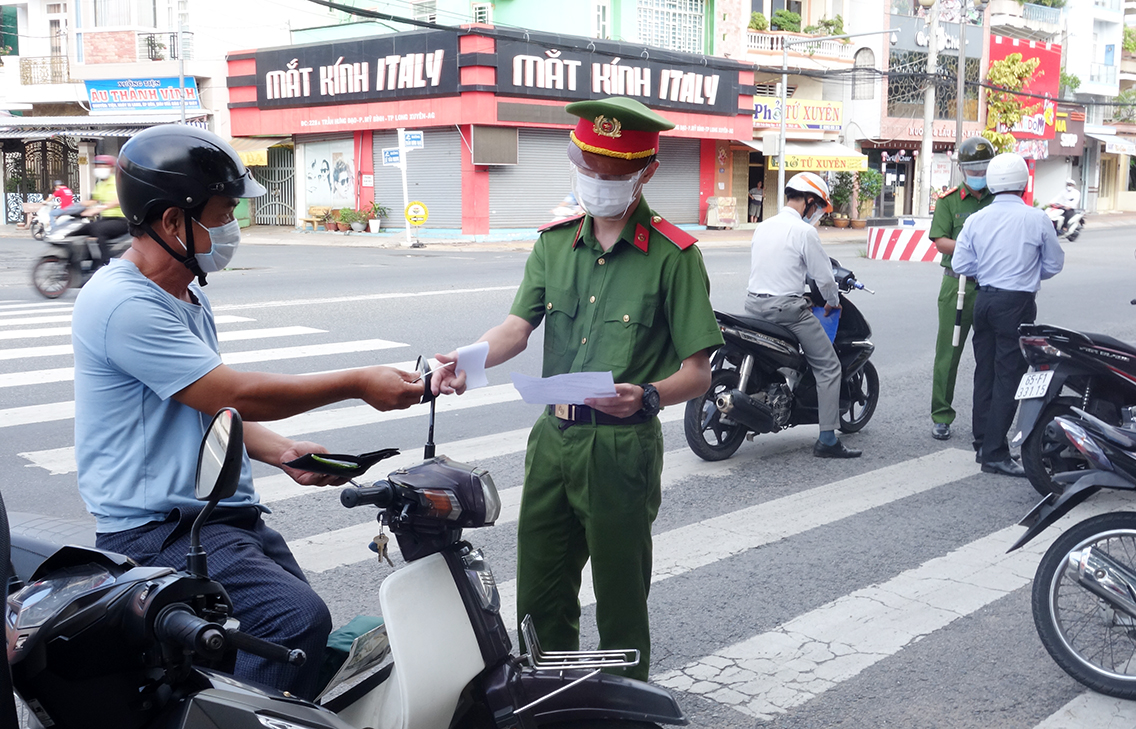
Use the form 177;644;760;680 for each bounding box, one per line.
956;136;996;170
117;125;265;225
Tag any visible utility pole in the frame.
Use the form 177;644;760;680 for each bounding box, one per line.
918;0;939;217
177;0;186;125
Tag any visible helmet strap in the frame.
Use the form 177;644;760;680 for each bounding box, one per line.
144;213;208;287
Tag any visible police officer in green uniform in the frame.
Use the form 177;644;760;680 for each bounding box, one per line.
929;136;996;442
432;97;723;681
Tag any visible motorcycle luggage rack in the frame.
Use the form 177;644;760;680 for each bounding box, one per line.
520;615;639;670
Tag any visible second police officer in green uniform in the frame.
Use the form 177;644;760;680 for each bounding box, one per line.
929;136;996;443
432;96;723;681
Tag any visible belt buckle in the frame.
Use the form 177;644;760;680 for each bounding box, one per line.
554;403;571;420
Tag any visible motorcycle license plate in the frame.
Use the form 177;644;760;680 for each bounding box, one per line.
1015;370;1053;400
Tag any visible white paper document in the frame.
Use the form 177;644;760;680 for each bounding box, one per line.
456;341;490;390
510;371;617;405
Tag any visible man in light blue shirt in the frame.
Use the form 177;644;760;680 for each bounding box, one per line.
953;152;1064;477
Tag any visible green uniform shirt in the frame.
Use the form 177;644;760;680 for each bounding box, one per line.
929;184;993;269
510;197;724;384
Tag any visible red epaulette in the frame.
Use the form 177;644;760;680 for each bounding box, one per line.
942;186;959;198
650;214;698;250
538;214;585;233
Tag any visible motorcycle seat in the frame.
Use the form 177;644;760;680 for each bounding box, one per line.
716;311;800;347
1084;331;1136;357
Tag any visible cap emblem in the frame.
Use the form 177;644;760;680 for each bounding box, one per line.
593;115;622;138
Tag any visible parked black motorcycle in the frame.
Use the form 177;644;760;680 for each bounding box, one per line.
684;259;878;461
31;215;130;299
1008;407;1136;700
1012;323;1136;496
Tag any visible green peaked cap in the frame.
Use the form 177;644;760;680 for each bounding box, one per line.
565;97;675;132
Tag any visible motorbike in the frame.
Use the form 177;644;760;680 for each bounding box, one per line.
31;214;130;299
1012;323;1136;496
683;258;878;462
6;359;687;729
1007;406;1136;700
1044;204;1086;242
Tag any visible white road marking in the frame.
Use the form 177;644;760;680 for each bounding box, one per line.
217;326;327;342
0;305;73;317
1033;691;1136;729
651;492;1127;720
0;313;252;329
0;301;72;311
0;338;406;389
17;383;528;476
211;285;519;312
0;327;72;341
493;448;983;631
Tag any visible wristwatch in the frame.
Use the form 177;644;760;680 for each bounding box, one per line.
638;383;661;418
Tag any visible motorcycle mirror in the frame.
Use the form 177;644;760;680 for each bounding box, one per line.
194;407;244;502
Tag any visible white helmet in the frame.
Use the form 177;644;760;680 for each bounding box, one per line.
986;153;1029;194
785;172;833;212
1066;178;1078;187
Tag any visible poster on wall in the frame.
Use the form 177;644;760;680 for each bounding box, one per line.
304;139;355;208
988;36;1062;140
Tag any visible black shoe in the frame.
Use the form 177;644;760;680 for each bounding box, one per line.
932;423;951;440
981;458;1025;477
814;439;862;459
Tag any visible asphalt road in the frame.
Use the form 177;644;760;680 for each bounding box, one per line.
3;226;1136;728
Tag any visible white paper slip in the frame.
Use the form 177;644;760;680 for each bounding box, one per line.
456;341;490;390
510;371;617;405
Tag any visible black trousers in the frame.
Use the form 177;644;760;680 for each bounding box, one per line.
972;289;1036;463
88;218;129;262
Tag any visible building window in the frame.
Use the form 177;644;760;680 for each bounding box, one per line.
136;0;158;28
1129;158;1136;192
472;2;492;24
637;0;705;54
852;47;875;100
46;3;66;13
412;0;438;23
94;0;131;26
595;0;611;39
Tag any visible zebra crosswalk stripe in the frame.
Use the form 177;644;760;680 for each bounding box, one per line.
1032;690;1136;729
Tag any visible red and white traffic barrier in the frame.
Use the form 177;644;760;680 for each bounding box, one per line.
865;223;941;263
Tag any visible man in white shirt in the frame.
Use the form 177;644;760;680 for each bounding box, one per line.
1049;178;1080;233
746;173;861;459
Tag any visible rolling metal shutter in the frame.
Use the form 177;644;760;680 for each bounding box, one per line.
487;128;573;228
646;137;700;224
372;128;463;229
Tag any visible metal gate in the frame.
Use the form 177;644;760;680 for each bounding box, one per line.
372;129;463;228
647;137;700;224
488;129;573;227
2;138;77;223
252;146;295;226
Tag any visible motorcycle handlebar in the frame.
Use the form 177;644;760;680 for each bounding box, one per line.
226;628;306;667
155;605;226;658
341;480;394;509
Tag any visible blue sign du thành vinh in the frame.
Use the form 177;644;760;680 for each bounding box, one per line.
84;78;202;112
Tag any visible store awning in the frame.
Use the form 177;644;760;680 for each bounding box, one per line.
1087;133;1136;156
0;112;211;142
229;136;291;167
0;127;147;140
740;139;868;171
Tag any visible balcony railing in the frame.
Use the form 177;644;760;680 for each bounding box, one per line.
1091;62;1118;85
747;30;854;61
1094;0;1121;11
1022;3;1062;24
20;55;70;84
137;32;194;61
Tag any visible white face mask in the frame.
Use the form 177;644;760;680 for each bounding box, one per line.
570;165;646;220
803;204;825;226
178;218;241;273
94;168;111;180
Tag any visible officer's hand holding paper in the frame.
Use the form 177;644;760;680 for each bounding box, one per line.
510;371;617;405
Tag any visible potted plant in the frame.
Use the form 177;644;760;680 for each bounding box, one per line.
334;207;353;231
366;202;390;233
851;168;883;228
319;210;335;231
830;172;855;227
340;208;366;232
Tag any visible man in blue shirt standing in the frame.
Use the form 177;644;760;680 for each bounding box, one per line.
952;153;1064;476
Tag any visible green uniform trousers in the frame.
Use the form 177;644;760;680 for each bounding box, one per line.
516;411;663;682
931;273;977;425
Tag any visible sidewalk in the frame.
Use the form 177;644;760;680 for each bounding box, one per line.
5;209;1133;250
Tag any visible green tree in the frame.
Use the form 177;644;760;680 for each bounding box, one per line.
1109;88;1136;123
771;10;801;32
1125;26;1136;54
983;53;1041;153
1059;68;1080;96
749;12;769;31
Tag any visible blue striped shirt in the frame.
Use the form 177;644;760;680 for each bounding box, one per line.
952;194;1064;292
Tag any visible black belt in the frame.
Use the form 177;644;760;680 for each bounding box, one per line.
976;285;1031;294
548;404;653;426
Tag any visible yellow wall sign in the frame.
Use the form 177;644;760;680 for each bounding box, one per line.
768;155;867;171
405;201;429;226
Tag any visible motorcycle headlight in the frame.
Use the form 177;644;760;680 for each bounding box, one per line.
7;564;115;630
462;549;500;614
474;468;501;525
